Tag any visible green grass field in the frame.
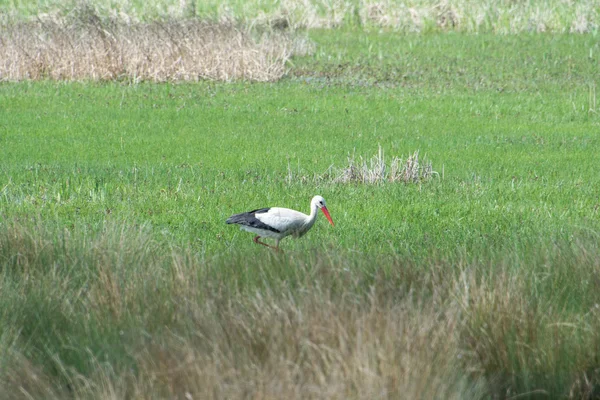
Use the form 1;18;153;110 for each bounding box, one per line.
2;25;600;399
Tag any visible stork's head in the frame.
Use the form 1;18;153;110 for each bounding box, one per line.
312;195;334;226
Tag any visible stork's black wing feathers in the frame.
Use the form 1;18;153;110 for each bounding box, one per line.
226;208;281;233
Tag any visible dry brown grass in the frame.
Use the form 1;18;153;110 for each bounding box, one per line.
0;13;298;82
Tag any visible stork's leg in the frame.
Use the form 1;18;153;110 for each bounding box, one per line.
253;236;278;250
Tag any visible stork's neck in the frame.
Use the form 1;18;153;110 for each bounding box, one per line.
305;201;319;226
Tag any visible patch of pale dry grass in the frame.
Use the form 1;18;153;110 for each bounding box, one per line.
0;13;296;82
286;147;437;185
333;146;437;184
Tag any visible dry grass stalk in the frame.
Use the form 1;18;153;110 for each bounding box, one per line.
0;16;294;82
334;146;436;184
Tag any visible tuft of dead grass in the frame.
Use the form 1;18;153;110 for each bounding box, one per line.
0;13;297;82
285;146;437;185
332;146;437;184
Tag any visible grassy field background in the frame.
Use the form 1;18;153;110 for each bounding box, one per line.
2;5;600;399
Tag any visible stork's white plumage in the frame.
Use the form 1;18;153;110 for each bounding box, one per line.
226;195;334;250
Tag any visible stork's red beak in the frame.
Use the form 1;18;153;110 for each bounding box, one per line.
321;206;334;226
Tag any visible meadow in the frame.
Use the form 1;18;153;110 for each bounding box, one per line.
1;3;600;399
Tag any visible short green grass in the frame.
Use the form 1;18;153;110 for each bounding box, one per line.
2;34;599;257
1;31;600;398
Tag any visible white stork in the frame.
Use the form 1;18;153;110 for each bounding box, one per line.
226;195;334;251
